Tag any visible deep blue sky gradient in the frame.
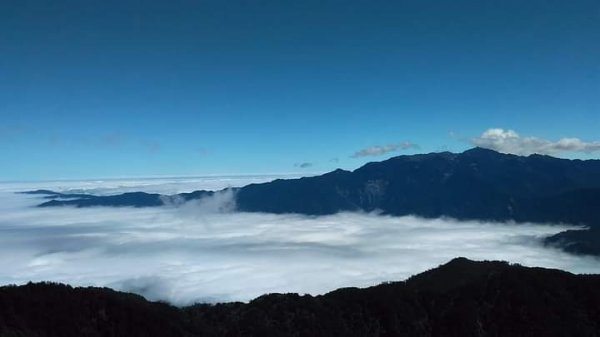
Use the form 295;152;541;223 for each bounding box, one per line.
1;0;599;180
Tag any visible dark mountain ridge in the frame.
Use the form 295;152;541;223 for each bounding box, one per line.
236;148;600;222
2;258;600;337
26;148;600;255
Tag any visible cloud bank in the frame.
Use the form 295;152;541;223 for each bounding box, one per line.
351;142;419;158
472;128;600;156
1;178;599;306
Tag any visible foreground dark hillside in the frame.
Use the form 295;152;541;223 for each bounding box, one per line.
2;258;600;337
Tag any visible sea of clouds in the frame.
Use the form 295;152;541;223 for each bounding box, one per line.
1;176;599;306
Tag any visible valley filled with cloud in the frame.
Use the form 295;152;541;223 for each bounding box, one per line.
1;176;599;306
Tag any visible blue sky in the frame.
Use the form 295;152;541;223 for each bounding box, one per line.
1;0;599;181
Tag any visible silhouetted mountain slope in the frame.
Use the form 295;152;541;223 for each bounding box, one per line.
546;227;600;255
236;148;600;222
29;148;600;255
2;258;600;337
36;190;215;208
0;282;190;337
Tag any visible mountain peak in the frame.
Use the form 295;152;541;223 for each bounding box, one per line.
461;147;502;156
406;257;512;292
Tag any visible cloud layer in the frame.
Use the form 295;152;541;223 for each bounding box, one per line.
351;142;419;158
1;177;599;306
472;128;600;156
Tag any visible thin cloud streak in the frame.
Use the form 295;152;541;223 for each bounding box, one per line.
351;142;419;158
472;128;600;156
294;162;313;168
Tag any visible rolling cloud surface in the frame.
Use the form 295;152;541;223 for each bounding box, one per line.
0;177;598;305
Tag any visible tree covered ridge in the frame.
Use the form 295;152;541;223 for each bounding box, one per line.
2;257;600;337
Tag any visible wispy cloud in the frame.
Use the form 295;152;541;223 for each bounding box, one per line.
472;128;600;156
294;162;313;168
0;125;26;141
351;142;419;158
195;147;210;156
143;141;161;153
99;132;126;147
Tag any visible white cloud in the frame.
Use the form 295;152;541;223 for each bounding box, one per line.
1;179;599;306
351;142;419;158
472;128;600;156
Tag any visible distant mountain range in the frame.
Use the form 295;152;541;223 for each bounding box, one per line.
26;147;600;255
2;258;600;337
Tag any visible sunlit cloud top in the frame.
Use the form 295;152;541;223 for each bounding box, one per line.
472;128;600;157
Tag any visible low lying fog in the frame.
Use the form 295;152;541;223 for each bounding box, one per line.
1;177;598;306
